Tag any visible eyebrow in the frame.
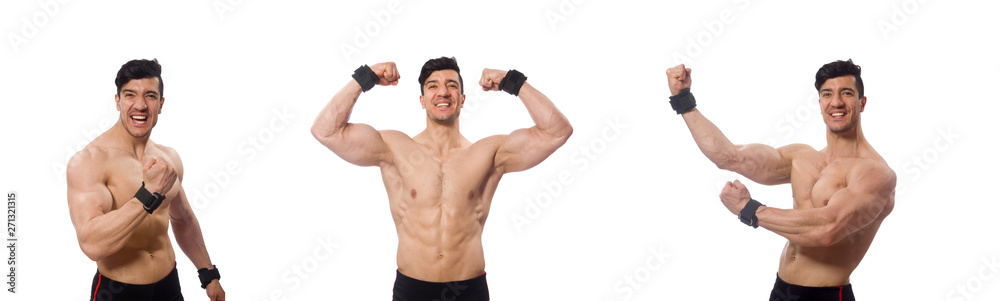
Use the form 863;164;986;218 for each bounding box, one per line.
121;89;159;96
820;87;856;93
425;79;460;86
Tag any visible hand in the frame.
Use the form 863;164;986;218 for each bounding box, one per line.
666;64;692;96
369;62;400;86
479;68;507;91
719;179;752;215
206;280;225;301
141;156;176;195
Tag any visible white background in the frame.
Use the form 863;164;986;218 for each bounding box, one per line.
2;0;998;300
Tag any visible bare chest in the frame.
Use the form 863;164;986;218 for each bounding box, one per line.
383;145;498;206
103;153;178;213
790;158;855;209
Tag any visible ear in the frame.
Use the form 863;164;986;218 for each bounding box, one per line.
115;94;121;111
159;97;165;113
460;94;466;108
860;96;867;112
419;95;425;109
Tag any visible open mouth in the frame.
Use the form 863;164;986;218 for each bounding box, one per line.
130;114;148;125
831;112;844;117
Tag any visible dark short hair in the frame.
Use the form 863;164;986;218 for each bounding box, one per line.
418;57;463;95
815;59;863;98
116;59;163;96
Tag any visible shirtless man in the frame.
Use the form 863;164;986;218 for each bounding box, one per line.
311;57;572;300
67;59;225;301
667;60;895;301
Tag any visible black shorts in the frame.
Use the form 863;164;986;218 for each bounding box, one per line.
769;274;854;301
392;270;489;301
90;265;183;301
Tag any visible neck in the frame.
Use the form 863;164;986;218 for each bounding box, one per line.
109;121;151;158
420;118;464;153
825;123;867;160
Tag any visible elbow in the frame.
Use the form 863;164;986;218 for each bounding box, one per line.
309;123;327;142
556;124;573;145
79;241;109;262
712;152;740;171
311;123;346;147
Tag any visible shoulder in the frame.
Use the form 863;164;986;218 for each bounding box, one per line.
155;143;182;163
473;134;507;149
777;143;818;160
378;130;416;148
67;144;109;178
378;130;413;142
849;159;896;193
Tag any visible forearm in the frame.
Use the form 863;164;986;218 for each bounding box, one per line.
681;108;741;169
311;80;364;139
517;82;573;140
77;200;149;261
172;217;214;269
756;206;839;247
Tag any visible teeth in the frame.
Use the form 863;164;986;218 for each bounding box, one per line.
436;103;449;107
831;113;844;117
132;115;147;120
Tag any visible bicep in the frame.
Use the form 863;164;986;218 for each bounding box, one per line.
66;163;112;231
314;123;392;167
729;143;797;185
495;127;568;173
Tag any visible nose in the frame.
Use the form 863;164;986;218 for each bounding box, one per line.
134;98;149;111
830;93;845;108
436;89;450;100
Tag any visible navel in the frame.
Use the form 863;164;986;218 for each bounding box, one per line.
468;191;474;200
411;189;417;199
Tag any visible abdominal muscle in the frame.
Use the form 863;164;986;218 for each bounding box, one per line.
391;191;488;282
96;220;177;284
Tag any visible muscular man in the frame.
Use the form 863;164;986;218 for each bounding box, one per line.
312;57;572;300
667;60;895;301
67;59;225;301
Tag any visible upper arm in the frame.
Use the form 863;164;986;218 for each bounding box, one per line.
494;125;571;174
66;150;112;235
168;186;196;225
818;162;896;244
726;143;805;185
312;122;393;167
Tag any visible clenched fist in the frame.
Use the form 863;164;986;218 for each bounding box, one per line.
370;62;400;86
206;280;225;301
666;64;692;96
719;179;751;216
478;68;508;92
142;156;176;195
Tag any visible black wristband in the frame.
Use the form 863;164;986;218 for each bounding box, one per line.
352;65;379;92
198;265;221;289
668;88;697;114
498;69;527;96
134;182;164;214
738;198;766;229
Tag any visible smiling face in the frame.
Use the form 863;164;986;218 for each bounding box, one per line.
419;69;465;124
818;75;866;133
115;77;163;138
